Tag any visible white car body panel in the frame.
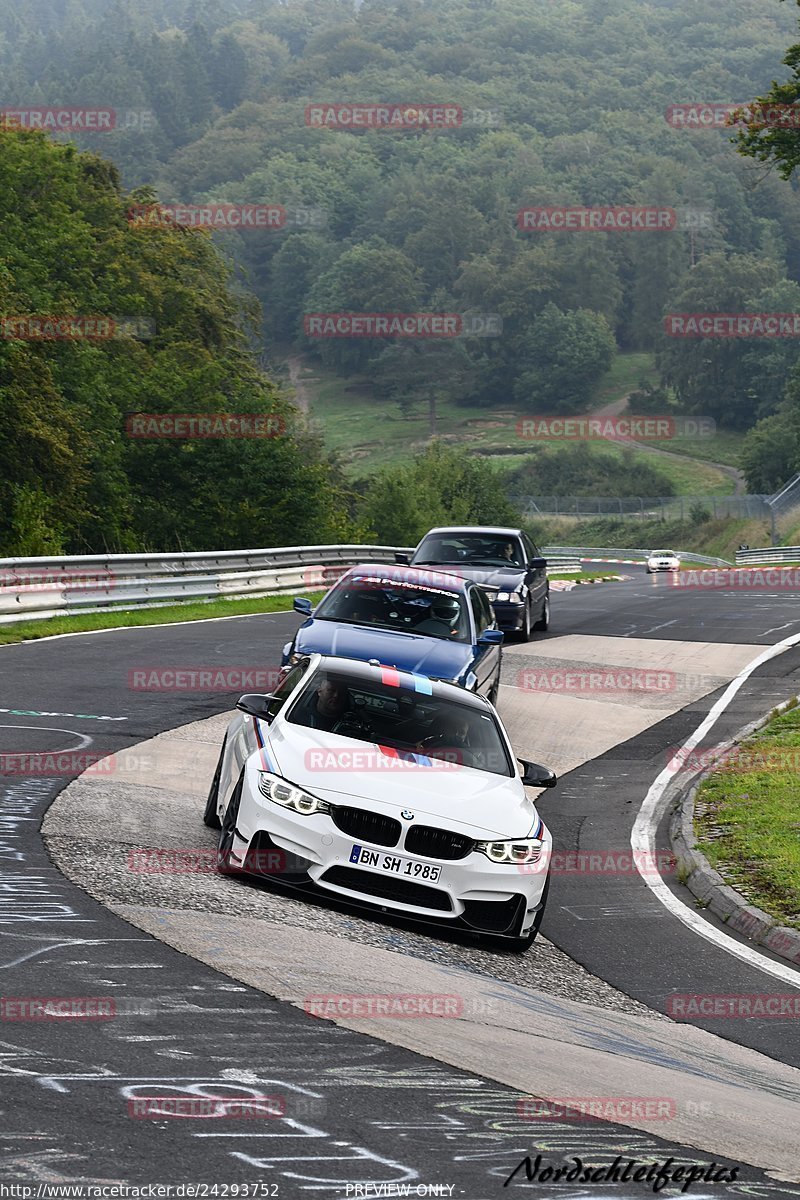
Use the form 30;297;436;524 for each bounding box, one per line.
212;655;552;941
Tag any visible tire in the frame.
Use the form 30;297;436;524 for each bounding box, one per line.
202;736;226;829
217;770;245;874
487;677;500;707
517;598;534;642
532;592;550;633
507;875;550;954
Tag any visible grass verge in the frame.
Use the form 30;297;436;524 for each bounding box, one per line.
0;592;324;646
694;704;800;930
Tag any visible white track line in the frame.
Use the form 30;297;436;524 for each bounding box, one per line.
0;607;294;648
632;630;800;986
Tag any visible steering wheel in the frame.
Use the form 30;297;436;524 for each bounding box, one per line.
332;712;373;738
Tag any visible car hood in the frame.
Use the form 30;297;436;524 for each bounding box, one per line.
264;722;534;839
413;563;525;590
294;619;471;680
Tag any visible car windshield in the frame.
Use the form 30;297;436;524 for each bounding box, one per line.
414;533;524;568
313;575;471;642
286;669;514;776
651;550;676;556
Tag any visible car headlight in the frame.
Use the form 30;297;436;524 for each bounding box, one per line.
474;836;543;864
496;590;525;603
257;772;331;816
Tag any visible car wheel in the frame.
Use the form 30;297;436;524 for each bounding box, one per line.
217;770;245;874
532;592;550;633
488;678;500;706
517;598;533;642
202;736;226;829
507;875;550;953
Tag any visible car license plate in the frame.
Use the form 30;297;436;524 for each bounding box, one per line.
349;843;441;883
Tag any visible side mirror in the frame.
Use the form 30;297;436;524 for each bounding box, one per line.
518;759;558;788
236;693;276;721
395;552;411;565
529;556;547;570
478;629;504;645
293;597;313;615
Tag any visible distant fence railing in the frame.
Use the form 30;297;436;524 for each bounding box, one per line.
542;545;732;567
514;494;769;520
0;545;583;624
735;546;800;565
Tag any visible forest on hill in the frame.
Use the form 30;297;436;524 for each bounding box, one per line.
4;0;800;550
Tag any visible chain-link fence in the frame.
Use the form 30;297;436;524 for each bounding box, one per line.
510;494;770;521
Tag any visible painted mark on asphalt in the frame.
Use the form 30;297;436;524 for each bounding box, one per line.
0;708;126;722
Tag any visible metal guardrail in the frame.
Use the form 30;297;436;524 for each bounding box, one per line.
0;545;584;624
735;546;800;565
542;545;732;567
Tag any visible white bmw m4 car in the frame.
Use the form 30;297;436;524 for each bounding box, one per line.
203;653;556;951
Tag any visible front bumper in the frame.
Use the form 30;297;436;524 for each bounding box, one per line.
230;775;550;939
490;600;526;632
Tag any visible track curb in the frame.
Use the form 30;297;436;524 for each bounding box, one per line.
669;698;800;969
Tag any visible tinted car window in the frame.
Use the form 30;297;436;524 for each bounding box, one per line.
287;669;513;776
266;659;310;719
313;576;471;642
470;589;489;636
415;533;523;567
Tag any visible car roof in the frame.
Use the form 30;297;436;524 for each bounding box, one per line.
340;563;469;594
419;526;524;539
307;653;491;711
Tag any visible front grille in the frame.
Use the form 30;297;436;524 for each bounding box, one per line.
404;824;474;860
321;866;452;911
331;806;401;847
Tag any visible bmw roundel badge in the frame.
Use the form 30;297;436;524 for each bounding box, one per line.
401;810;415;820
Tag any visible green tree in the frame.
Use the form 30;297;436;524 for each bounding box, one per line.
513;304;616;413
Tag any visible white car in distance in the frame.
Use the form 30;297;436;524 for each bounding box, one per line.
203;653;557;951
646;549;681;574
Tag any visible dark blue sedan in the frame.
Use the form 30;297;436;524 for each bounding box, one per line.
281;564;503;701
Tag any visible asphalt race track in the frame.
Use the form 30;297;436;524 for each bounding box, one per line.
1;565;800;1197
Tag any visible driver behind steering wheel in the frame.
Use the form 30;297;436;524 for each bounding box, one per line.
307;679;365;735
